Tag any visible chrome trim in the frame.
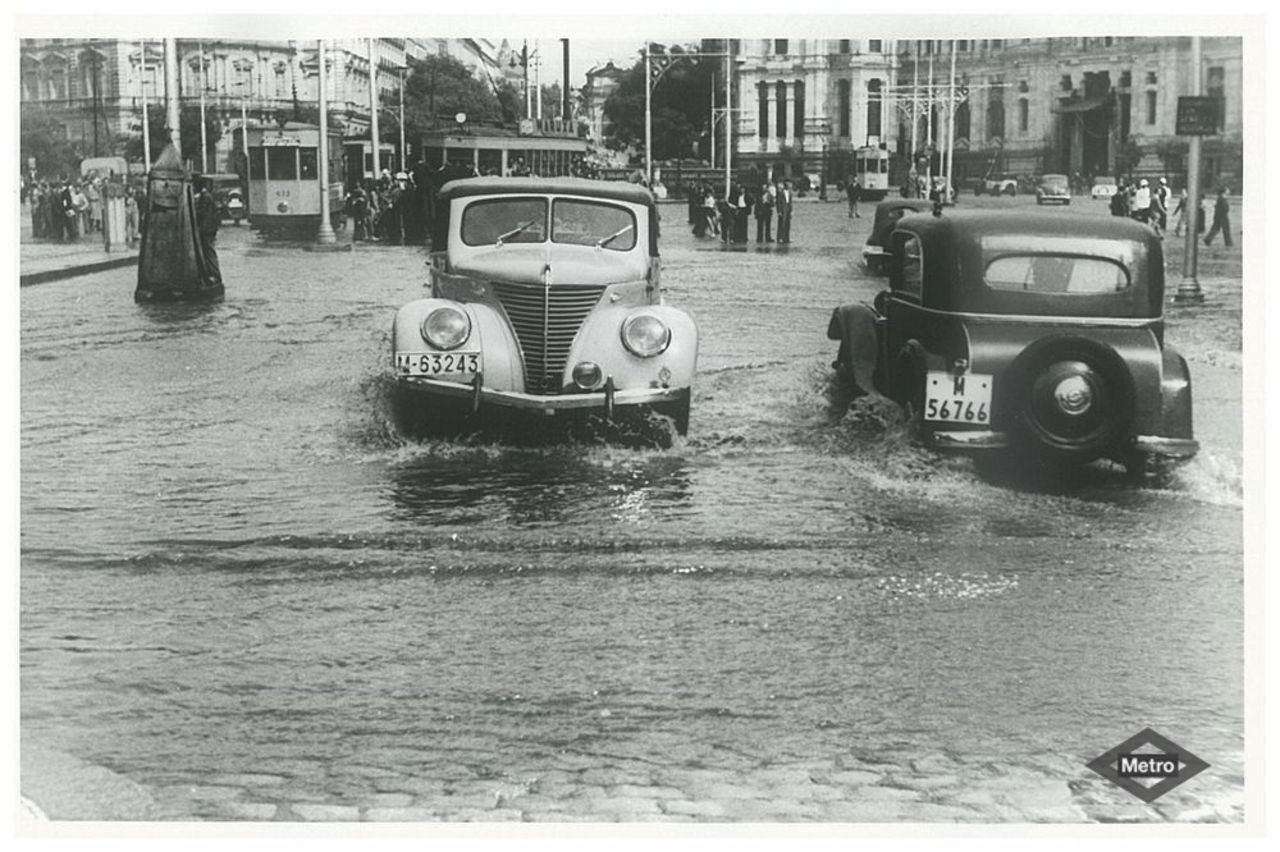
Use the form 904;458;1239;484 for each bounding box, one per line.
901;300;1162;329
929;429;1010;449
1131;435;1200;458
398;376;685;412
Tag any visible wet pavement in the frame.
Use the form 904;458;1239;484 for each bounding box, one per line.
19;192;1247;824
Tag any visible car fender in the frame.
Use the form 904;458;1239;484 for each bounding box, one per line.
566;303;699;391
828;302;884;397
392;297;525;391
1157;344;1194;440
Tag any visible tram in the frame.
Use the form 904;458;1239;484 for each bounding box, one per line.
241;123;346;239
853;145;892;201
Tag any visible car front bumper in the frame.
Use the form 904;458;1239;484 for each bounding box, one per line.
397;374;687;415
928;429;1200;459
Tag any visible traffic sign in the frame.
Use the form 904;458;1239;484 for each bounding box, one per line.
1176;96;1220;136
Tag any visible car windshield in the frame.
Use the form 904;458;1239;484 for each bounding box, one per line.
1041;175;1068;186
551;199;637;251
460;197;548;246
985;254;1130;294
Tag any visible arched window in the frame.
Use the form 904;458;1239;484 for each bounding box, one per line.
21;57;40;101
955;100;971;141
776;81;788;139
987;98;1005;140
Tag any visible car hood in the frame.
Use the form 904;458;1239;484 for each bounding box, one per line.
451;245;649;285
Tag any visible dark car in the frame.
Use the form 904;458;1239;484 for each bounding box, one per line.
1036;173;1072;205
827;209;1198;473
861;199;929;273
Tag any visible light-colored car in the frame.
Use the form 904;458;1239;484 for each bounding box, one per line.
979;174;1019;196
1036;174;1071;205
1091;176;1119;200
391;177;698;443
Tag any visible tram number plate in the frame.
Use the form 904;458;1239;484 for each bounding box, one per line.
924;370;992;423
396;351;481;377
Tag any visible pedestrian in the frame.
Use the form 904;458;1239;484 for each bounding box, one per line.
85;178;102;233
347;184;369;241
776;179;794;244
755;181;775;243
60;181;79;241
702;184;719;238
194;177;222;286
1109;181;1130;218
124;187;140;246
729;183;751;244
1131;178;1151;224
1204;187;1233;247
1171;188;1189;236
846;175;861;218
1148;184;1166;236
1155;177;1171;232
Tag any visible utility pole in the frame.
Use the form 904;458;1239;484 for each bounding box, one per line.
368;38;381;182
140;38;152;168
911;40;919;196
1176;36;1205;304
945;39;957;199
644;44;652;185
315;39;337;246
398;60;407;172
562;39;571;121
164;37;181;152
198;41;208;173
724;48;731;198
522;41;531;120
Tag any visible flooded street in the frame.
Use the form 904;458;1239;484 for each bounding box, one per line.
20;195;1245;823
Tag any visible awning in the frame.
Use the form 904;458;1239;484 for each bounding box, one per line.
1059;97;1111;114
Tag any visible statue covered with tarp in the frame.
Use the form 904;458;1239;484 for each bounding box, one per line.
135;144;224;303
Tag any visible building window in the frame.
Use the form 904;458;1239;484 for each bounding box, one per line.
1018;98;1029;133
776;80;788;138
956;101;971;140
1145;90;1157;125
1207;65;1225;127
987;96;1005;139
794;80;805;141
1060;74;1072;92
1018;80;1029;93
758;81;769;139
838;78;851;137
839;39;850;54
1145;71;1157;86
991;39;1004;50
958;40;969;52
273;62;287;98
868;39;882;53
1104;37;1114;46
1119;70;1132;88
22;65;39;101
774;39;788;56
867;78;883;138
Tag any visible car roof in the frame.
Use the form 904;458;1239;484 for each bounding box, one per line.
439;176;656;207
898;208;1153;243
1040;174;1068;180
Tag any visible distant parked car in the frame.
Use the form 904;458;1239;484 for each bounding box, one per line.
826;209;1198;474
1091;176;1119;200
862;199;929;274
1036;174;1072;205
979;173;1019;196
391;177;697;443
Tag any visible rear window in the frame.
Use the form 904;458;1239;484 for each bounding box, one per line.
551;199;636;251
985;254;1129;294
460;198;548;246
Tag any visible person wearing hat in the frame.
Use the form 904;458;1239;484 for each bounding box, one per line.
1154;177;1171;233
1131;178;1152;225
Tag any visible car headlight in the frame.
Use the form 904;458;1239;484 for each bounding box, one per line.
621;312;671;358
420;305;471;350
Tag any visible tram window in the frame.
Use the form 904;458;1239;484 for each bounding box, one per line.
299;148;318;180
249;148;266;180
267;147;298;180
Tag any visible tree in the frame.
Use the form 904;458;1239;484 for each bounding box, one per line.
402;54;507;139
21;104;81;178
1114;139;1143;180
601;44;715;161
1152;138;1188;178
116;103;170;167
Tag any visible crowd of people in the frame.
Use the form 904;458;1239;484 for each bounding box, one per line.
26;176;142;246
1108;175;1233;246
686;178;798;245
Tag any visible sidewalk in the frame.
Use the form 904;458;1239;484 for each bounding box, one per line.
17;201;140;286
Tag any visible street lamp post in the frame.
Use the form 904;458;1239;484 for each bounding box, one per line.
198;41;208;174
315;39;337;246
368;39;381;183
163;38;181;151
1176;36;1205;304
140;38;152;169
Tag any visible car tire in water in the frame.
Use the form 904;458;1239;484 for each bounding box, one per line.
998;335;1135;463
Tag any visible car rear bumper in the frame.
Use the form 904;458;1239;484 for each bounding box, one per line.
397;374;686;414
928;429;1199;459
1131;435;1200;458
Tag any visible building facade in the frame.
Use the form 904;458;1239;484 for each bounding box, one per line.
18;38;491;177
895;37;1244;190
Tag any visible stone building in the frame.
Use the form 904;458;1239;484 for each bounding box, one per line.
18;38;499;177
894;37;1244;191
728;38;901;184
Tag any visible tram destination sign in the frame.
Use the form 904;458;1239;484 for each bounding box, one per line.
1176;96;1221;136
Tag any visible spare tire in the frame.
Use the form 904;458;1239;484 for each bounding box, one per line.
998;336;1135;462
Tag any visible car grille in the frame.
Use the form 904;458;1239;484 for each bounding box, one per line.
490;281;607;394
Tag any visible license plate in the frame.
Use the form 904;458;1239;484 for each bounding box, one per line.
924;370;992;424
395;351;481;377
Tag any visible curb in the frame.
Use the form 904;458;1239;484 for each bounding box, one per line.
20;253;139;287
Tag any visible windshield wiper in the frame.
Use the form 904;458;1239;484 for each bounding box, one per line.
595;223;634;249
496;220;539;246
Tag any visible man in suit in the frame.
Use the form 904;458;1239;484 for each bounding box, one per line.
755;181;776;243
775;179;794;244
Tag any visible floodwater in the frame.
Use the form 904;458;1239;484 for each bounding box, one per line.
19;197;1246;823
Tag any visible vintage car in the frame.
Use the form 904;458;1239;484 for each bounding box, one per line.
1036;173;1072;205
978;173;1019;196
1091;176;1119;200
391;177;697;441
827;209;1198;473
861;199;929;273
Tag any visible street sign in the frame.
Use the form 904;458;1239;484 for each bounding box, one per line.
1176;96;1220;136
